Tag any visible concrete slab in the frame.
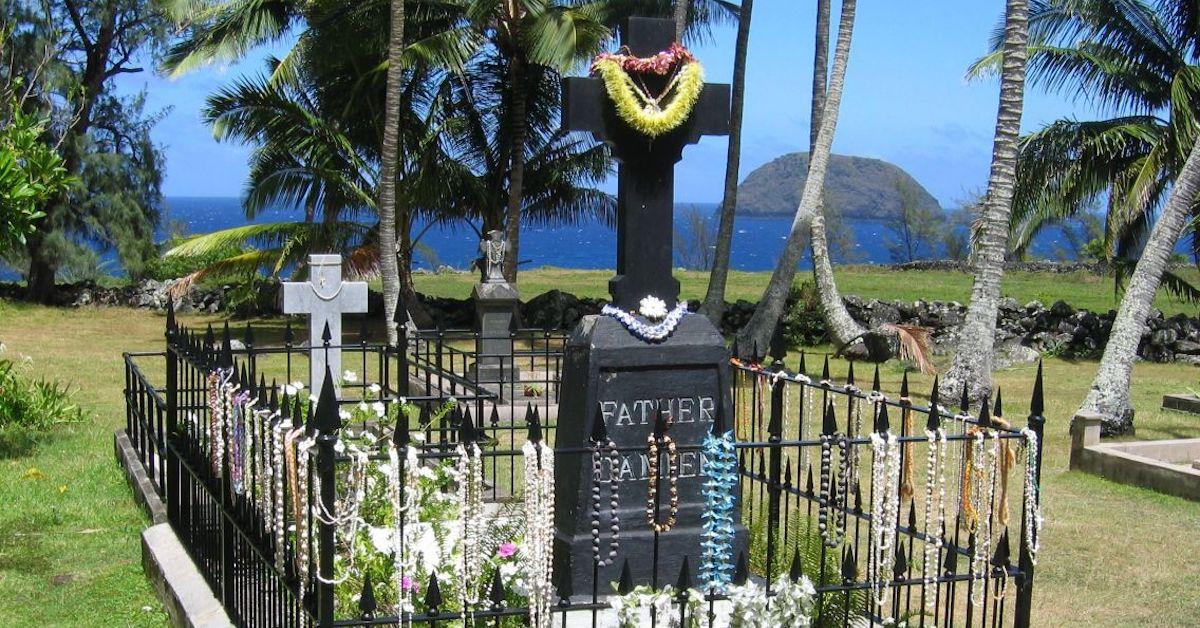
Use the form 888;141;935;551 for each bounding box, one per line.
1162;393;1200;414
114;429;167;524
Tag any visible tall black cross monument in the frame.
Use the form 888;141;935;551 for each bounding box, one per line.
553;17;747;594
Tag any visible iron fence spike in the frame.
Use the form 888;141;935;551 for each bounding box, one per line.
358;574;377;619
927;376;941;432
675;555;692;593
790;547;804;582
618;559;634;595
591;403;609;442
314;367;341;432
733;551;749;585
1031;359;1045;416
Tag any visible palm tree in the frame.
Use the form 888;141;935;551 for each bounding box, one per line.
803;0;869;357
967;0;1200;429
736;0;857;357
673;0;688;39
699;0;754;322
940;0;1029;402
378;0;406;344
1082;141;1200;433
974;0;1200;268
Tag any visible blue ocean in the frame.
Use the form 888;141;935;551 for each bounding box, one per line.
2;196;1086;280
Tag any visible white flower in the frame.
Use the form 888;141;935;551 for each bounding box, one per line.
638;295;668;320
372;402;386;418
291;381;305;391
368;383;381;394
334;439;346;453
343;370;358;383
339;409;352;421
367;525;393;551
358;401;369;412
283;384;297;396
309;394;318;403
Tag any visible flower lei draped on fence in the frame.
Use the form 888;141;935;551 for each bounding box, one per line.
591;42;705;138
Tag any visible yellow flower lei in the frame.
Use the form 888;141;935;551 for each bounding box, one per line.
592;57;705;138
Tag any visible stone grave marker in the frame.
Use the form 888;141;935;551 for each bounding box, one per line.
281;254;368;399
552;17;746;592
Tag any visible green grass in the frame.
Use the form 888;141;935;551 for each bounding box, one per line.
415;266;1200;316
2;265;1200;626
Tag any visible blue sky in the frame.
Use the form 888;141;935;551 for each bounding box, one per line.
117;2;1098;208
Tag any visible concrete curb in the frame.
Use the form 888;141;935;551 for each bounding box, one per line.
115;429;233;627
142;524;234;628
114;429;167;524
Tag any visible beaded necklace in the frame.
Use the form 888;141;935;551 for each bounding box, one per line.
591;439;621;566
868;430;902;612
387;442;420;625
271;418;291;572
522;440;555;628
920;427;948;612
313;444;368;586
966;430;999;606
1019;428;1044;565
454;442;485;611
645;433;679;533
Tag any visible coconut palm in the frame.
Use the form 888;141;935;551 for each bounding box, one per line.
699;0;754;322
1082;140;1200;433
967;0;1200;428
939;0;1029;402
971;0;1200;267
379;0;407;344
736;0;858;357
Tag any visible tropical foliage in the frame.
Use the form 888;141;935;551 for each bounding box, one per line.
972;0;1200;288
0;104;75;251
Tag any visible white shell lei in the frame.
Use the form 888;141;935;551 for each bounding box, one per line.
869;431;902;614
522;441;555;628
1020;428;1043;565
601;302;689;342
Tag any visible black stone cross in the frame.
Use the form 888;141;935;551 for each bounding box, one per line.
563;17;730;311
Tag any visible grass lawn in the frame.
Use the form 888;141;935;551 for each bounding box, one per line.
1;266;1199;626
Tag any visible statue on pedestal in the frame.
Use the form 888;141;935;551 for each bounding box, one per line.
478;229;508;283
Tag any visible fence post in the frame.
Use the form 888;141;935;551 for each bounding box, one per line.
313;366;341;626
165;299;180;524
1013;361;1045;628
765;335;786;587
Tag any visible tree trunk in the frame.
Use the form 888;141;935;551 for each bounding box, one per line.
24;228;57;302
700;0;754;322
736;0;857;358
940;0;1028;402
673;0;689;41
804;0;866;353
376;0;406;345
503;56;528;282
1081;140;1200;434
397;219;434;329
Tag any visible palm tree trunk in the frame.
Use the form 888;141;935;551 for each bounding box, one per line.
804;0;866;352
700;0;755;322
673;0;689;41
940;0;1027;401
1080;140;1200;434
736;0;857;357
376;0;406;345
503;56;528;282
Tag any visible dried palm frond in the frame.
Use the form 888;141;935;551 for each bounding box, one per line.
878;323;936;375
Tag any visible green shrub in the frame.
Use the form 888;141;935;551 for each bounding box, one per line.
139;238;244;282
782;280;828;347
0;348;85;453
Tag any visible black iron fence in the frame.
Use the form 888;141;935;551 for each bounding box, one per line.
123;307;1044;627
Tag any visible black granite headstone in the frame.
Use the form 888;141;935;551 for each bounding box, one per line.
554;17;746;593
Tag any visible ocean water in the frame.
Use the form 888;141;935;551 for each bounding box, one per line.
2;196;1085;280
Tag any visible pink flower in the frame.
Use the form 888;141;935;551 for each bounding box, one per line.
401;576;417;592
497;542;518;558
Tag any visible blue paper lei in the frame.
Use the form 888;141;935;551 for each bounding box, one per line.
699;429;738;591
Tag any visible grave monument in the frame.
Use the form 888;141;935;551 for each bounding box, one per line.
552;17;747;592
471;229;522;395
281;253;368;399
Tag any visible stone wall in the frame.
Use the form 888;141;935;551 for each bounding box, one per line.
7;279;1199;364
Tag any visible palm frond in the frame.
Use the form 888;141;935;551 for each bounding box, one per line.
879;323;936;376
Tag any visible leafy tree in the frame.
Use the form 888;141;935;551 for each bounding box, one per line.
884;176;941;263
0;105;75;251
3;0;168;301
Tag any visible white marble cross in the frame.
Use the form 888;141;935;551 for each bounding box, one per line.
282;254;368;399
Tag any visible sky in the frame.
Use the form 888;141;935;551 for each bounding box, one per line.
116;1;1100;209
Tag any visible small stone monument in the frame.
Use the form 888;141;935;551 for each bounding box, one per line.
471;230;521;395
553;17;746;591
281;254;368;399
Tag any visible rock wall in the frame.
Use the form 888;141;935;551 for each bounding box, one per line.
6;280;1198;364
